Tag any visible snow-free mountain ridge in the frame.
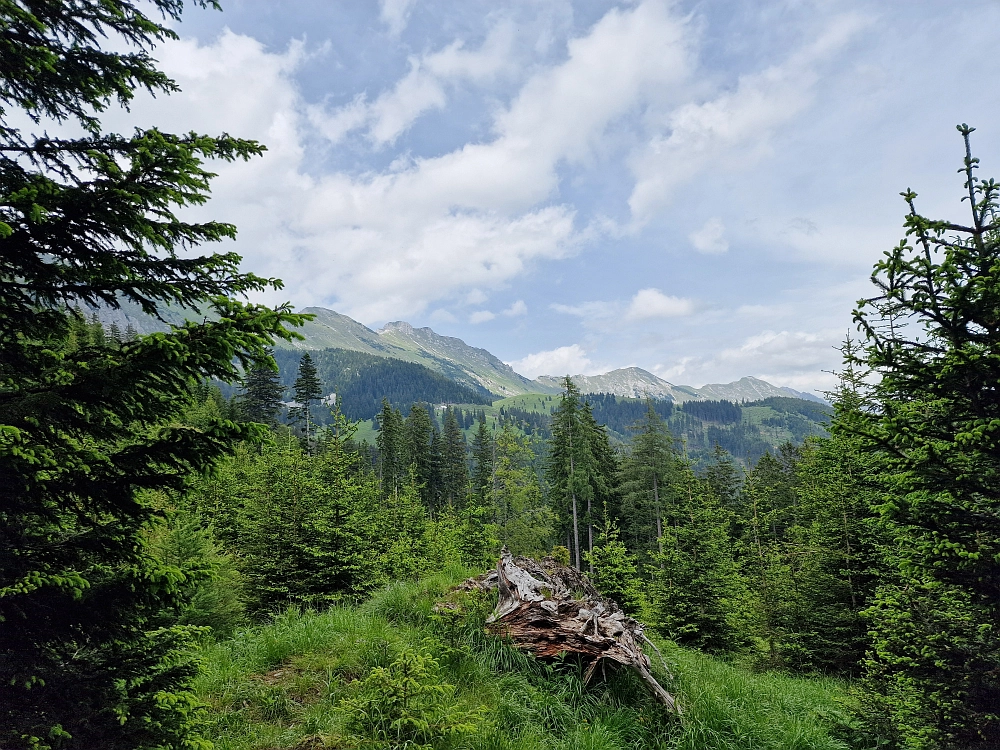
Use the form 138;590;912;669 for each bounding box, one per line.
92;302;825;403
536;369;825;404
286;308;545;397
289;307;825;403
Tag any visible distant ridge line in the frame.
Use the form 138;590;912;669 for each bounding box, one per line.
89;301;826;404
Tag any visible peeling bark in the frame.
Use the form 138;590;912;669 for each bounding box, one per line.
460;548;680;713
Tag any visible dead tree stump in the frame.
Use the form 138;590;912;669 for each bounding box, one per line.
461;548;679;713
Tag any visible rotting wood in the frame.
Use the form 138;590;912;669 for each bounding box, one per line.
457;548;680;713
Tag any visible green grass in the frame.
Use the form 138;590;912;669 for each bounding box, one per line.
195;574;856;750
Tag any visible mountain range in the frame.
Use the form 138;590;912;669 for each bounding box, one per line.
94;301;826;404
287;307;826;404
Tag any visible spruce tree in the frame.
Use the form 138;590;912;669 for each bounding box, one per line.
702;445;742;511
619;400;677;557
580;401;618;571
471;414;495;505
0;3;303;747
649;464;746;654
547;377;594;569
779;348;885;674
489;424;554;556
290;351;323;452
585;514;644;614
238;350;285;425
440;406;469;509
852;126;1000;747
404;403;436;509
376;399;406;497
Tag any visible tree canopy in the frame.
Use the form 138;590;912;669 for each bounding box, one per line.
0;2;303;747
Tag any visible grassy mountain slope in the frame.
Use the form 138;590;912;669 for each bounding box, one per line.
377;320;547;397
698;377;826;404
91;302;824;405
538;370;826;405
195;573;852;750
280;308;546;397
272;348;492;422
536;368;703;403
282;307;395;355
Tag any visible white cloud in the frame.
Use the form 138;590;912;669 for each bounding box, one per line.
502;299;528;317
641;329;842;392
112;29;588;322
625;288;694;320
689;217;729;254
379;0;416;38
717;329;837;369
470;310;496;324
429;308;457;323
508;344;593;379
124;2;695;323
628;13;868;222
550;300;616;319
312;21;516;147
103;2;863;336
465;289;489;305
652;357;695;382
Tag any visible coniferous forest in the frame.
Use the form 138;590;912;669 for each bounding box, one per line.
2;3;1000;750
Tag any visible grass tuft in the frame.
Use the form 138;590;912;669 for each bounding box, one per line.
195;574;854;750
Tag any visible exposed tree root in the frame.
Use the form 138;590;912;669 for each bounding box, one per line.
460;548;680;713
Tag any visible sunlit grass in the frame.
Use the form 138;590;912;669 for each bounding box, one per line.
194;574;854;750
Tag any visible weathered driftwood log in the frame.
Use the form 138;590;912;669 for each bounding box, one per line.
461;548;679;713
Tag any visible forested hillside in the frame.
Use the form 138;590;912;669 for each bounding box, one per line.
484;392;828;465
272;347;492;421
6;4;1000;750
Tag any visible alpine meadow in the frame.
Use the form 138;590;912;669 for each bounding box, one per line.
2;3;1000;750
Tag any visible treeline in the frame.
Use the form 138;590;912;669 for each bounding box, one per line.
206;348;994;748
498;395;826;466
680;398;742;423
271;347;492;422
5;6;996;742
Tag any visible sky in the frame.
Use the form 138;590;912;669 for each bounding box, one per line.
111;0;1000;394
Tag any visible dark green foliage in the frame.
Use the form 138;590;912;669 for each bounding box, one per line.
703;422;775;465
498;392;824;466
618;400;677;558
182;410;463;614
851;126;1000;747
289;352;322;450
272;348;491;422
649;466;747;654
748;397;832;422
404;403;439;509
148;509;245;636
486;425;553;556
440;406;469;509
585;515;644;614
233;446;367;615
498;404;552;436
376;399;407;497
702;445;742;510
237;351;285;425
470;414;494;505
581;392;674;435
778;360;884;675
0;2;305;748
580;402;619;558
681;399;742;424
546;378;602;569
